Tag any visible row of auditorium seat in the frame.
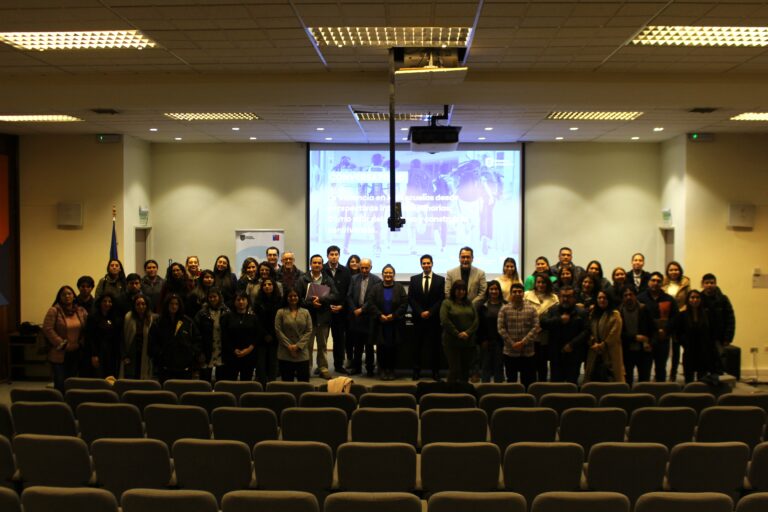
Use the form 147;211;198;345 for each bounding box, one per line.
4;435;768;505
2;488;766;512
5;399;768;453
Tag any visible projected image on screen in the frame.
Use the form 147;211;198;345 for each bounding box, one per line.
308;146;522;278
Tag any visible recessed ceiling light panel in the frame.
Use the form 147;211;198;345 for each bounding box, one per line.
0;114;82;122
731;112;768;121
632;25;768;47
308;26;471;48
164;112;260;121
547;111;643;121
0;30;156;51
354;112;432;122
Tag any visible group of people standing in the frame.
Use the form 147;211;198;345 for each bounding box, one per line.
41;244;735;391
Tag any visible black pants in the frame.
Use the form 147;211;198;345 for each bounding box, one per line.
549;345;581;384
378;343;397;372
534;342;551;382
652;340;670;382
51;351;80;393
623;350;652;386
670;340;682;381
224;358;255;381
503;355;536;388
279;359;310;382
412;320;442;375
443;344;476;383
330;314;347;371
255;343;278;386
349;327;375;374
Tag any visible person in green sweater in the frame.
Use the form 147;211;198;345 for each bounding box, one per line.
440;280;479;382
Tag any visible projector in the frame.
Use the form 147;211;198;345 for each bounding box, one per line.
409;125;461;153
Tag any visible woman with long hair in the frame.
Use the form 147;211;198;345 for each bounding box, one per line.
663;260;691;381
84;292;122;378
121;294;157;379
523;256;557;291
498;257;522;302
185;255;201;283
275;288;313;382
476;280;506;382
150;293;201;382
584;290;625;383
95;259;127;300
237;257;259;302
220;290;264;381
43;285;88;391
554;265;576;294
366;264;408;380
577;274;599;311
186;269;215;318
253;277;282;385
213;255;237;307
160;262;192;306
607;266;629;305
440;280;479;382
674;289;720;382
194;286;230;382
346;254;361;276
585;260;611;292
524;272;560;382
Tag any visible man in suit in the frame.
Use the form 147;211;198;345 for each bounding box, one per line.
408;254;445;381
323;245;352;375
346;258;381;376
297;254;339;380
444;246;487;305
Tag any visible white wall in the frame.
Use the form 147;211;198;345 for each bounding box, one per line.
660;135;687;264
524;142;663;277
150;143;307;273
122;136;152;273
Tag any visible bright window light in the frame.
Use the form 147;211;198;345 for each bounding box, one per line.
308;26;471;48
0;30;156;51
0;114;82;122
547;111;643;121
164;113;260;121
632;25;768;47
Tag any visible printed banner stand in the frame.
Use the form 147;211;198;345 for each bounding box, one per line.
234;229;285;273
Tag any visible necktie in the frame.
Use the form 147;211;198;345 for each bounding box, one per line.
424;274;430;294
360;278;368;305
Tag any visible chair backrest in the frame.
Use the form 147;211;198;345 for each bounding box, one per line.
0;487;20;512
419;393;477;415
416;381;476;400
358;393;417;410
580;382;630;401
179;391;237;415
281;407;349;454
749;442;768;491
337;442;416;492
266;381;315;402
240;392;296;425
324;491;421;512
144;404;210;447
162;379;213;397
683;381;713;393
718;392;768;414
22;486;118;512
491;407;558;452
527;382;578;401
539;393;596;416
299;392;358;418
421;442;501;494
173;438;253;504
121;489;219;512
64;377;113;391
635;491;734;512
0;436;15;488
503;442;584;503
658;392;716;415
253;441;333;495
11;401;77;436
65;389;120;416
736;492;768;512
598;393;656;421
531;491;630;512
428;491;527;512
559;407;627;455
628;407;697;450
120;390;178;417
112;379;161;397
76;402;143;445
214;380;264;401
0;404;12;440
632;382;682;401
370;383;417;395
14;434;92;487
479;394;536;420
350;408;418;448
421;408;488;445
668;442;750;499
697;406;767;449
10;387;64;403
91;438;172;499
475;383;526;398
212;407;279;448
221;490;319;512
586;442;668;503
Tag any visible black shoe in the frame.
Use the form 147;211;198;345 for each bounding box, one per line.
412;370;421;381
349;368;362;376
335;367;349;375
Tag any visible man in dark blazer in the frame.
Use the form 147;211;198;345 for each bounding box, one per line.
323;245;351;375
408;254;445;381
346;258;381;376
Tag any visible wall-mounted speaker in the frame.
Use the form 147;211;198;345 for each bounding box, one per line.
57;201;83;228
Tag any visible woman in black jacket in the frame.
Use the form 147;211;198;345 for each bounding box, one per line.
213;255;238;308
674;289;721;383
194;286;230;382
220;290;265;381
84;292;122;378
475;280;506;383
186;269;215;319
253;277;282;386
150;293;201;382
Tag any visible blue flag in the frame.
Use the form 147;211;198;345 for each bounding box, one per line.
110;218;118;260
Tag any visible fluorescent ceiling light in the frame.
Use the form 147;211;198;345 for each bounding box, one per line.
354;112;432;122
0;30;156;51
555;137;564;140
0;114;82;122
631;136;640;140
164;112;260;121
395;66;468;76
632;25;768;47
731;112;768;121
547;111;643;121
308;26;471;48
653;127;665;132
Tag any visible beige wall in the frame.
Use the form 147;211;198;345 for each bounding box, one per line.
684;133;768;368
122;136;152;274
660;135;687;264
19;135;124;322
150;143;307;273
524;142;663;277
